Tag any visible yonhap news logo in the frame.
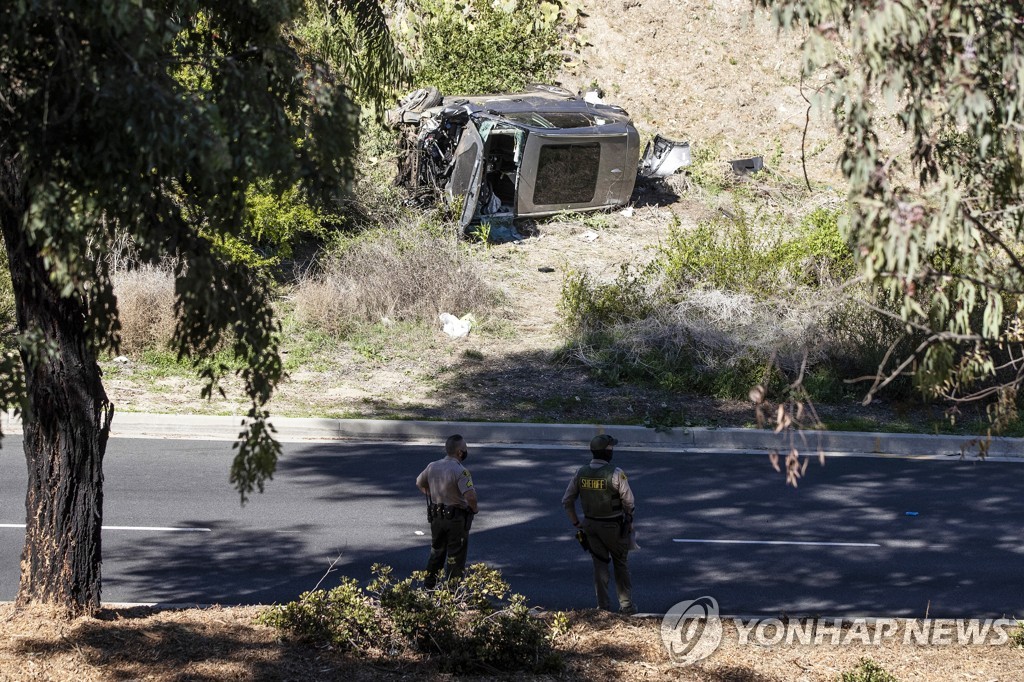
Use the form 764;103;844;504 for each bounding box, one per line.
660;597;1016;667
660;596;723;666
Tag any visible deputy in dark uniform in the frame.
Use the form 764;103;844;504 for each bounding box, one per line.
416;434;478;588
562;434;636;614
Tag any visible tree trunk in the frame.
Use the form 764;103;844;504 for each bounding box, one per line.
0;152;113;618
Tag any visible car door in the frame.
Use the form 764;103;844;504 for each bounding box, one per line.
445;121;486;228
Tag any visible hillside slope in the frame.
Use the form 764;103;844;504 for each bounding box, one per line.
561;0;841;184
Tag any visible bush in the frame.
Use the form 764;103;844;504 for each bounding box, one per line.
293;220;499;332
112;266;178;356
840;657;900;682
685;139;733;195
1012;620;1024;648
259;577;386;651
260;563;565;673
556;204;922;404
658;205;854;296
558;289;821;400
206;181;343;273
559;264;658;335
391;0;563;95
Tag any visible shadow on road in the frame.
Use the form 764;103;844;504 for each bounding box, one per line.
107;440;1024;618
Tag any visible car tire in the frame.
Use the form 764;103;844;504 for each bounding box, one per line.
398;87;443;113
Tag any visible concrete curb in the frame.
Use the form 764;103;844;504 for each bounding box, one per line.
3;411;1022;458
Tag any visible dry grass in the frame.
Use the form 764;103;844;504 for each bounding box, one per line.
1;606;1020;681
294;225;501;334
111;265;177;356
639;288;839;374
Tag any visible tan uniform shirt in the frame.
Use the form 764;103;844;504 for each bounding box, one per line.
562;459;635;518
417;456;475;509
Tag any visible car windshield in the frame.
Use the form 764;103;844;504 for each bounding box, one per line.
501;111;605;129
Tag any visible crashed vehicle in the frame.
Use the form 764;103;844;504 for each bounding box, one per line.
388;85;690;229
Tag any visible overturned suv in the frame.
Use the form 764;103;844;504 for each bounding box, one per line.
387;85;689;230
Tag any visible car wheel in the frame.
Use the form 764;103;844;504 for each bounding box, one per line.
398;87;443;113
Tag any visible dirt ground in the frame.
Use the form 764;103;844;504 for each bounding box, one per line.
2;606;1021;681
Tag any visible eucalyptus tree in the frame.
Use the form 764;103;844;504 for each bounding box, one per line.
0;0;399;616
766;1;1024;423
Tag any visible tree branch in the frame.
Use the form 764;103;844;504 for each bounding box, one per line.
962;210;1024;284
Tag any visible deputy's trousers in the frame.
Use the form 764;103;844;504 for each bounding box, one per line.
584;518;633;612
425;512;470;588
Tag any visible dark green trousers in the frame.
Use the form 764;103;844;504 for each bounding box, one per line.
584;518;633;612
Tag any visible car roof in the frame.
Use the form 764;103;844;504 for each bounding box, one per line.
431;89;633;130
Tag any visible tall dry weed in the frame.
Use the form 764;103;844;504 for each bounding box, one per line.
586;287;843;375
112;266;177;355
662;288;835;372
294;227;497;333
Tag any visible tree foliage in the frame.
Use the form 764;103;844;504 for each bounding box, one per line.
0;0;398;614
767;0;1024;421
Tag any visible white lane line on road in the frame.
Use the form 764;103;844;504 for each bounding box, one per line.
672;538;881;548
0;523;211;532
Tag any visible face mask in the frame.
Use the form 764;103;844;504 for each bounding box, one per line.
461;450;469;462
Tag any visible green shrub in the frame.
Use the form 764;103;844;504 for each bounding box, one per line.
392;0;563;95
559;264;658;335
261;563;565;673
1011;620;1024;647
800;365;850;403
553;204;912;405
840;657;900;682
685;139;732;194
258;577;386;651
782;207;857;285
205;181;343;272
658;205;854;296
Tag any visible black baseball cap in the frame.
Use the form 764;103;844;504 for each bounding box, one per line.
590;434;618;452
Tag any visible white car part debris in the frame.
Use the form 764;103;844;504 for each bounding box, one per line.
639;134;692;177
580;231;599;242
439;313;473;338
620;206;634;218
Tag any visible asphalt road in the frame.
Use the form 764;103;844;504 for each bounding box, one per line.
1;436;1021;618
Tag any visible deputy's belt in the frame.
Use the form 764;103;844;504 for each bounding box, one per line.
433;504;470;518
584;515;624;522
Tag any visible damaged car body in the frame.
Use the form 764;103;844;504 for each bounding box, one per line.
388;85;689;229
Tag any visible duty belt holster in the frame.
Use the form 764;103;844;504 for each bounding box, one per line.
429;503;466;521
575;528;610;564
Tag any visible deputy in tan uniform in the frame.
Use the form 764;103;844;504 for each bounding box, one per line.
416;434;478;588
562;434;636;614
